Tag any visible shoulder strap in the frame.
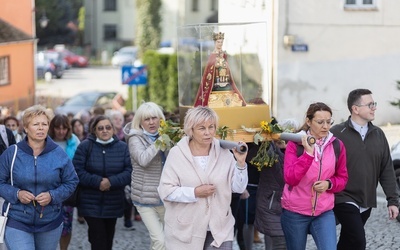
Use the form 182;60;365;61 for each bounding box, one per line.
4;145;17;217
0;125;9;148
296;138;341;169
296;144;304;158
85;140;93;167
332;138;340;166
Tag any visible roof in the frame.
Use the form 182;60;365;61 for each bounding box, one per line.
0;18;32;43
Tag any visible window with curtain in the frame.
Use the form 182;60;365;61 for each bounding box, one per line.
104;0;117;11
344;0;376;9
192;0;199;12
211;0;217;11
104;25;117;40
0;56;10;86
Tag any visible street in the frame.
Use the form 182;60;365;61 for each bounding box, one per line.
64;184;400;249
45;67;400;250
35;66;129;111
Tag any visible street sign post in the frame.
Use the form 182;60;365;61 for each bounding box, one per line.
121;65;147;111
122;65;147;85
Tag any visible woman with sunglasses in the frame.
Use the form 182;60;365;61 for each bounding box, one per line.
280;102;348;250
73;115;131;250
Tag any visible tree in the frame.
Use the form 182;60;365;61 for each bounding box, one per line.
135;0;162;57
390;81;400;108
35;0;82;46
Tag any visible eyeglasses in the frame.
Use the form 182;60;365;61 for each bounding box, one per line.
97;125;113;131
355;102;377;109
313;119;334;126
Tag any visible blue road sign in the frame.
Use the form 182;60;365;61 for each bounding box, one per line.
122;65;147;85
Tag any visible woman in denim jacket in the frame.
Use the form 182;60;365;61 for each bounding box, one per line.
0;105;78;250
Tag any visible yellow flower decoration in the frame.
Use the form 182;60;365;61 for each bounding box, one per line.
250;117;283;171
155;119;185;151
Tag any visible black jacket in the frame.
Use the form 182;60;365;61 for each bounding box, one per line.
73;134;132;218
331;117;399;208
0;127;16;155
254;143;285;237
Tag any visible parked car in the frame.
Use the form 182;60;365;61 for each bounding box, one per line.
111;46;138;66
53;46;89;68
390;141;400;221
36;51;64;79
54;91;117;116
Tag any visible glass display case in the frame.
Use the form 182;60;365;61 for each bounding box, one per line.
177;22;270;141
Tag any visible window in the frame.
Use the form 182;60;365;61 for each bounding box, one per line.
192;0;199;12
0;56;10;86
104;0;117;11
344;0;377;10
211;0;218;11
104;25;117;41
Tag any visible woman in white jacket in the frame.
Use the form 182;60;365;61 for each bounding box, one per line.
158;106;248;250
124;102;166;250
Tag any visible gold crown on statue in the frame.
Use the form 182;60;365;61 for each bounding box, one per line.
212;32;224;41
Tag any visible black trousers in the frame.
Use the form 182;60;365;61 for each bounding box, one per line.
84;216;117;250
333;203;372;250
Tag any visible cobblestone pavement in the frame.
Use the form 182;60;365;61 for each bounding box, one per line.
65;125;400;250
63;195;400;250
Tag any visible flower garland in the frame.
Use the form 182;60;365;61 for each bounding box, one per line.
155;119;184;151
249;118;284;171
155;117;289;172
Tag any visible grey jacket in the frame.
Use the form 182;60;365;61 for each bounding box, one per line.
124;123;165;206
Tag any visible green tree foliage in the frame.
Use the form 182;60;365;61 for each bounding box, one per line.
136;52;178;113
135;0;162;57
166;54;179;112
390;81;400;108
35;0;82;46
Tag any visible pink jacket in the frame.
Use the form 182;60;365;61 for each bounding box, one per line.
281;134;348;216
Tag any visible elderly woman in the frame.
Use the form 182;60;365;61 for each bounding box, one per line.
158;106;248;249
73;115;131;250
123;102;166;250
48;114;80;250
0;105;79;249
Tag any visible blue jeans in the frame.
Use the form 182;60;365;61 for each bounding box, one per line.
4;222;63;250
281;209;336;250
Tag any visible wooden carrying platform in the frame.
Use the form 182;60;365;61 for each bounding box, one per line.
179;104;272;142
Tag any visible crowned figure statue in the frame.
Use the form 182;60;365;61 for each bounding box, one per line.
193;32;246;107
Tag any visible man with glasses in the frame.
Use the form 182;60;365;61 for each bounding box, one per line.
331;88;399;250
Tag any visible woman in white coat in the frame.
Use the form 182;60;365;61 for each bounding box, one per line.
158;106;248;250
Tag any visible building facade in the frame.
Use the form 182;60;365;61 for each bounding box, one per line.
219;0;400;125
0;0;36;116
84;0;218;60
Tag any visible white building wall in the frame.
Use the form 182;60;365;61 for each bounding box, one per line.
277;0;400;125
119;0;136;42
161;0;219;47
219;0;400;125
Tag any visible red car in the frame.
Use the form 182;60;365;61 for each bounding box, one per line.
52;47;89;68
63;49;89;68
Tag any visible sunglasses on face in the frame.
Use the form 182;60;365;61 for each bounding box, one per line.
97;125;113;131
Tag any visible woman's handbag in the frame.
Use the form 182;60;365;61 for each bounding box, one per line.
0;144;17;243
63;186;80;207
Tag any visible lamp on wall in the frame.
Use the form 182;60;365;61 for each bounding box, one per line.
283;34;295;48
39;9;49;28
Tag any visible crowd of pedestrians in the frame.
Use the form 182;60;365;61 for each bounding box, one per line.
0;88;398;250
